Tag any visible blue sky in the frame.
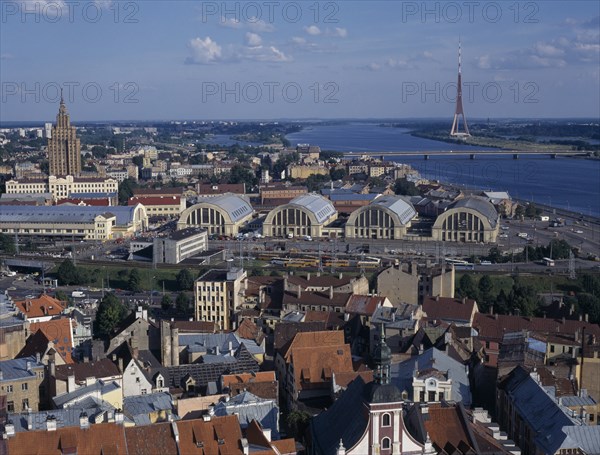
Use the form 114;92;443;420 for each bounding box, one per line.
1;0;599;121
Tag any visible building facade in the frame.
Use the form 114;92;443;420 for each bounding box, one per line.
0;356;46;412
344;196;417;240
194;268;248;330
48;96;81;177
432;196;499;243
178;194;254;236
153;228;208;264
262;193;337;238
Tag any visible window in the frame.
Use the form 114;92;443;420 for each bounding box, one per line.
439;392;445;401
22;383;28;391
428;391;436;402
22;399;29;411
550;345;555;353
7;401;14;412
381;437;391;450
419;391;425;402
382;413;391;427
6;385;13;393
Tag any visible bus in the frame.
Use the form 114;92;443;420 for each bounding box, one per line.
542;257;555;267
445;258;470;266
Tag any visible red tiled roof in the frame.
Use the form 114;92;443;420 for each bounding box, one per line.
345;295;388;316
134;188;183;196
29;318;74;363
473;313;600;342
6;422;128;455
176;415;243;455
128;196;182;206
125;422;179;455
15;294;65;319
422;297;477;324
54;358;120;382
424;404;474;453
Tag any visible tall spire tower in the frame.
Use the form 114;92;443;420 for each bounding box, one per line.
450;38;470;137
48;91;82;177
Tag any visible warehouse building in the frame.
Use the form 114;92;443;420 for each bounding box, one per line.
0;204;148;240
177;194;253;236
344;195;416;239
262;193;337;238
431;196;499;243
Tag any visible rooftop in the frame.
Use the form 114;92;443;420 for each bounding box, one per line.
0;356;44;382
286;193;337;224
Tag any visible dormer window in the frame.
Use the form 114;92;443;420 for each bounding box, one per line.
382;413;391;427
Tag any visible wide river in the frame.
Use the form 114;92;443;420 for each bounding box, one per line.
286;122;600;217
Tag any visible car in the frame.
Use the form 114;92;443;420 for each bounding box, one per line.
499;233;508;238
575;230;584;234
7;287;16;291
500;226;509;230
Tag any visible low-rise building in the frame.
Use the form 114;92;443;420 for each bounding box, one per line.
0;356;46;412
0;294;28;361
377;262;455;306
128;194;186;217
153;228;208;264
422;296;478;327
178;194;254;236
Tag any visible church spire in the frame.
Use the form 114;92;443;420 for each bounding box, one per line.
372;323;392;385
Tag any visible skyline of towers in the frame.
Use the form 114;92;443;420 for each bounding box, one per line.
48;92;81;177
450;38;470;138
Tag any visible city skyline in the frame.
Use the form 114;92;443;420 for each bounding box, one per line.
1;1;599;121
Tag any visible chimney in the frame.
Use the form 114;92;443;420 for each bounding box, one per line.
329;286;334;300
79;412;89;429
27;409;33;430
307;273;310;281
462;297;466;304
228;341;234;355
489;305;493;315
118;357;124;373
115;409;124;425
339;272;343;280
171;327;179;367
46;415;57;432
67;374;76;392
4;420;15;438
216;346;220;355
435;295;440;302
241;438;250;455
296;286;302;299
171;421;180;443
344;312;350;322
26;361;32;372
36;352;41;363
585;314;589;322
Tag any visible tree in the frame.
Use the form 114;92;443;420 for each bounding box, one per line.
118;177;137;205
524;203;541;218
94;293;127;339
330;168;346;181
161;294;173;311
176;292;191;315
394;178;420;196
54;290;69;304
56;259;80;286
478;275;494;311
286;410;311;441
458;273;479;301
128;269;142;293
305;173;330;192
0;233;15;254
176;269;195;291
228;164;258;188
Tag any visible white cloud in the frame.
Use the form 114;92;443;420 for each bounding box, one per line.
291;36;306;45
185;37;222;64
304;25;321;36
239;45;291;62
245;32;262;47
332;27;347;38
220;17;243;29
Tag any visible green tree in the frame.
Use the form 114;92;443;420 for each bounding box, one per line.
128;269;142;293
56;259;81;285
94;293;127;338
330;168;346;180
305;173;330;192
458;274;478;300
393;178;420;196
524;203;541;218
161;294;173;311
478;275;494;311
54;290;69;304
0;233;16;254
228;164;257;188
285;410;312;441
176;269;195;291
118;177;137;205
176;292;191;315
576;293;600;324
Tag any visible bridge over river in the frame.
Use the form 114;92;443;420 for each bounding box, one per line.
343;150;591;160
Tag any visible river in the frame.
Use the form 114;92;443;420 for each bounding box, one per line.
286;122;600;217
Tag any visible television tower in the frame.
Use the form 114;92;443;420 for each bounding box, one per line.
450;38;471;137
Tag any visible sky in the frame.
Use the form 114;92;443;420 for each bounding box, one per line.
1;0;599;122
